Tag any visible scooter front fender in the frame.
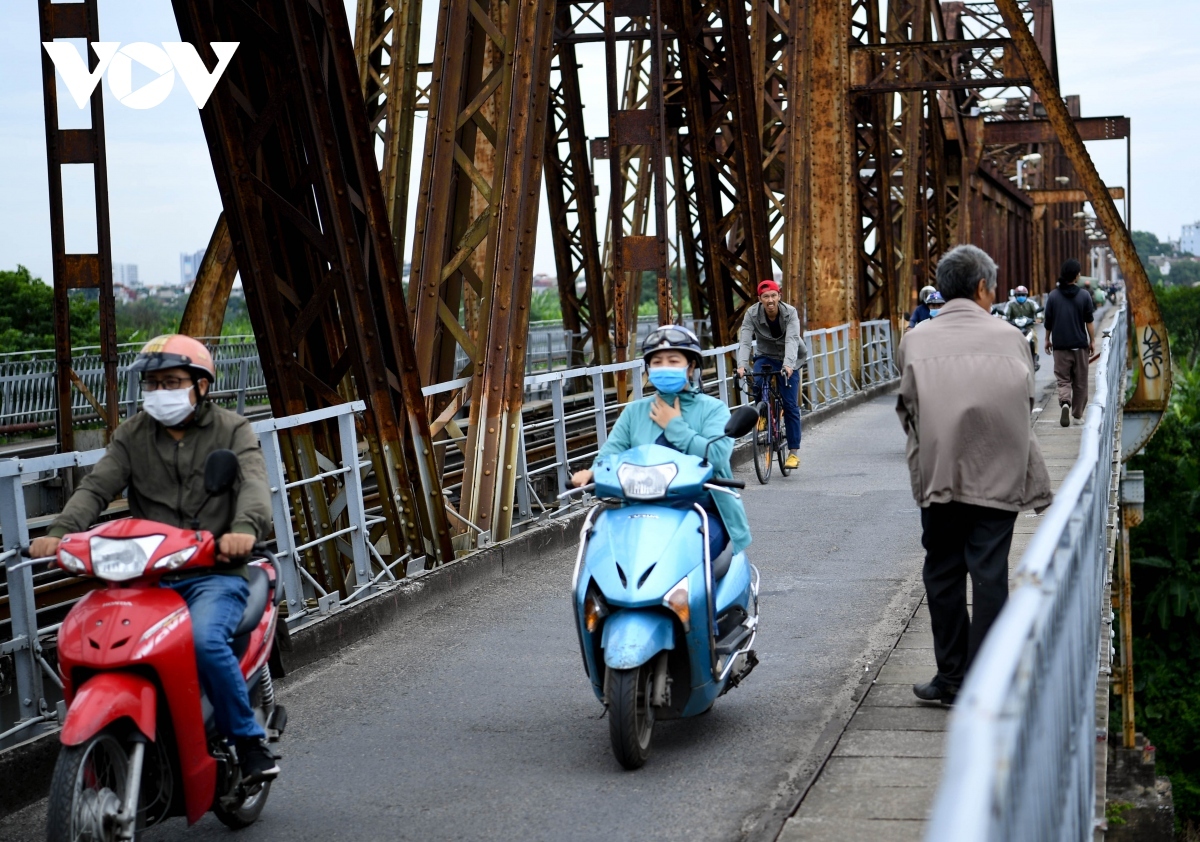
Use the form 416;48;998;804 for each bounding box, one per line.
601;609;675;670
61;672;157;745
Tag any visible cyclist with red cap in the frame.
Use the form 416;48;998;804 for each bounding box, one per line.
736;279;808;470
30;334;280;784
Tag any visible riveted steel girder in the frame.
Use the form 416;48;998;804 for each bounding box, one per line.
37;0;119;451
172;0;453;571
670;0;774;344
408;0;558;546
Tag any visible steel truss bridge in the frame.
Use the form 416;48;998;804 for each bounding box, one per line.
0;0;1177;837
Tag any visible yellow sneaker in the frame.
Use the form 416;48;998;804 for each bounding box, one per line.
784;453;800;470
757;416;767;433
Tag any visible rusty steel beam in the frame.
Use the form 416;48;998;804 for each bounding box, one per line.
179;213;237;339
984;115;1128;145
799;0;857;329
172;0;453;570
849;38;1028;92
38;0;120;450
355;0;423;254
994;0;1169;437
408;0;557;546
1027;186;1124;205
671;0;774;344
545;16;611;366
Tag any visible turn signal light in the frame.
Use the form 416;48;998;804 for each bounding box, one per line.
584;587;609;633
663;576;690;630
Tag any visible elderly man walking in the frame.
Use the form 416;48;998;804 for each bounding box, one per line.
896;244;1053;705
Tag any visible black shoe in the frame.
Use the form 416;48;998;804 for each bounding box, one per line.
912;677;959;705
1059;403;1071;427
238;738;280;784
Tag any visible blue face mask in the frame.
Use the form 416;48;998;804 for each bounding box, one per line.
1015;295;1028;303
648;366;689;394
929;308;941;318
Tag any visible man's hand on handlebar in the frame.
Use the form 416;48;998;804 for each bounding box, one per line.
218;533;256;564
29;536;61;560
571;469;594;489
782;365;793;379
737;366;746;377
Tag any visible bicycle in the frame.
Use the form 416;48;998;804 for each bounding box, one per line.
736;366;791;484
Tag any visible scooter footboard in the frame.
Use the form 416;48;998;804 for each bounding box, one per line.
602;610;675;670
61;672;157;745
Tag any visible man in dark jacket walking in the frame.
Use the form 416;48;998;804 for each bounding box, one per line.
1043;259;1095;427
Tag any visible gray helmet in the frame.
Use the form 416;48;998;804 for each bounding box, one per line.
919;285;936;305
642;324;703;368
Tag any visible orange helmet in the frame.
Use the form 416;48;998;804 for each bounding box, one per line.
129;334;216;383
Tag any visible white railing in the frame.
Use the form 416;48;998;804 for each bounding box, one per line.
926;304;1127;842
0;339;265;431
0;401;394;746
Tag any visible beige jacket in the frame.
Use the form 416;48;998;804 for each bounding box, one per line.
896;298;1052;513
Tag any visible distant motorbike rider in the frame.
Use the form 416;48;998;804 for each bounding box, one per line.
909;285;938;329
1006;286;1039;322
735;280;808;470
572;325;752;559
30;334;279;783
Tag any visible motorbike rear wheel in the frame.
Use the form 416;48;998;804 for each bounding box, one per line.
47;729;133;842
607;665;655;770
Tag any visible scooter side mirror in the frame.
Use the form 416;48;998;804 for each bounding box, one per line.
725;405;759;439
204;450;240;495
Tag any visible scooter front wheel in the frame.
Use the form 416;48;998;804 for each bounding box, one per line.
47;729;134;842
607;665;655;770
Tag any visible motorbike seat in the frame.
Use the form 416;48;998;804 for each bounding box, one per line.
711;542;734;581
232;564;271;639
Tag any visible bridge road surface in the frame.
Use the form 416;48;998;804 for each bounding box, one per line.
0;392;926;842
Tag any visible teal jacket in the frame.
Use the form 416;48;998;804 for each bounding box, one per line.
591;388;752;553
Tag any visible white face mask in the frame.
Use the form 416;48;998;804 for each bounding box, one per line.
142;387;196;427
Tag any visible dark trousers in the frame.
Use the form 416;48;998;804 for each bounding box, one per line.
920;502;1017;686
753;357;802;450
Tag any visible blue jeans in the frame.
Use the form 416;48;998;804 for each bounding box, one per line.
753;357;802;451
168;575;265;742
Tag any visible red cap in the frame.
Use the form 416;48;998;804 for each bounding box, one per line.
757;279;780;296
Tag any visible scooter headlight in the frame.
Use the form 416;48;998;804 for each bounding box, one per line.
616;462;678;501
663;575;690;631
584;584;609;633
89;536;165;582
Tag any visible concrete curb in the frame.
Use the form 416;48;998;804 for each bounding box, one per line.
0;378;899;820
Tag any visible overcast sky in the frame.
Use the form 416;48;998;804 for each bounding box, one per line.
1;1;1196;287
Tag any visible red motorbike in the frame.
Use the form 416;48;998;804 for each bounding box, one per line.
43;451;287;841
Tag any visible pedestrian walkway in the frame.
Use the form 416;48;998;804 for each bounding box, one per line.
779;310;1116;842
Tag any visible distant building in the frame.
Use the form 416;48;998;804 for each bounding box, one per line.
113;263;138;286
531;273;556;291
1182;222;1200;257
180;249;205;284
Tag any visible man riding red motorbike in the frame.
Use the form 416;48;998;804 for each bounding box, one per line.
30;334;281;834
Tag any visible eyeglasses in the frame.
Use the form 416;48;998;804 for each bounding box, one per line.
141;376;194;391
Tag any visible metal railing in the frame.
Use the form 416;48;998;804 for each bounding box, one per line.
927;304;1127;842
0;338;265;432
430;319;896;531
0;401;394;745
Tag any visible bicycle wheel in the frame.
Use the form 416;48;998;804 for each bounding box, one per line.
776;405;791;477
752;402;773;484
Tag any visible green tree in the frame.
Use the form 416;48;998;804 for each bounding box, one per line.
1166;260;1200;289
1126;284;1200;830
0;266;101;353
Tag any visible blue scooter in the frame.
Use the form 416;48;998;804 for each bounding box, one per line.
570;405;761;769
